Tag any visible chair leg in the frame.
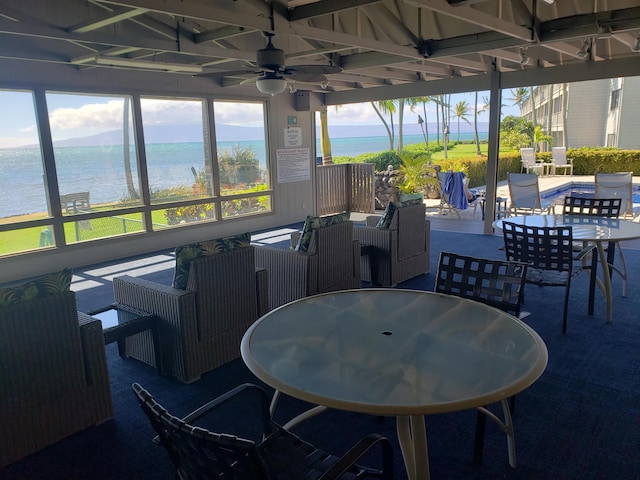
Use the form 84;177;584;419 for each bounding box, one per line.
562;283;571;335
473;410;487;464
588;250;598;316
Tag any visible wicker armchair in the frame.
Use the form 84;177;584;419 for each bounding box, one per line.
354;203;430;287
0;292;113;468
255;220;361;310
113;246;268;384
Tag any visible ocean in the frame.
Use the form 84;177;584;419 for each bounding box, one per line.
0;132;486;218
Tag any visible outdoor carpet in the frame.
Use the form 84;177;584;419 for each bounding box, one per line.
2;229;639;480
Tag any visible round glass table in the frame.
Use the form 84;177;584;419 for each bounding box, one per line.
241;289;548;480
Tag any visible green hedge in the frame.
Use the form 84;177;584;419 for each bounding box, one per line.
334;146;639;188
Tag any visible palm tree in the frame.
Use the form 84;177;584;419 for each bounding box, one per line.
319;105;333;164
508;87;529;112
397;98;406;151
122;97;138;200
474;94;491;155
371;100;397;150
453;100;471;142
407;96;433;153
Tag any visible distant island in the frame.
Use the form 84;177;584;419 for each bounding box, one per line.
48;122;490;148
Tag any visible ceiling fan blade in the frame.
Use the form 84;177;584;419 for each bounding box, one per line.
282;65;343;83
285;65;343;75
240;76;260;85
194;69;258;78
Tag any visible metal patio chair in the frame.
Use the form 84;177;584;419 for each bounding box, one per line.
132;382;394;480
434;251;528;465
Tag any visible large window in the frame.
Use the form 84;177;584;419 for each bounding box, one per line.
214;100;271;218
46;93;143;244
0;90;54;254
0;89;273;258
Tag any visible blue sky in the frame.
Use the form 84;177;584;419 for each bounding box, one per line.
0;90;520;149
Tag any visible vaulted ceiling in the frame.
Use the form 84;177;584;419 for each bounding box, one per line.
3;0;640;99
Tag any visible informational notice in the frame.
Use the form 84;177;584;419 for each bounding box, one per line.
277;148;310;183
284;126;302;147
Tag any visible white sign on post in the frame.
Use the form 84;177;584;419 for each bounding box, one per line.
284;126;302;147
277;148;310;183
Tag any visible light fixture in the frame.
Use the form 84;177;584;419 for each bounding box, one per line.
519;47;529;65
632;35;640;53
255;72;287;95
541;0;554;3
576;40;589;59
94;56;203;73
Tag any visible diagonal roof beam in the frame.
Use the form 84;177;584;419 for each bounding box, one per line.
67;7;149;33
288;0;383;21
404;0;532;41
194;25;253;44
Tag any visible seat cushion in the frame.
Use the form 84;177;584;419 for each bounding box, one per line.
172;232;251;289
295;212;348;252
0;267;72;309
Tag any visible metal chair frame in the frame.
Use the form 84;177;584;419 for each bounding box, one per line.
132;382;394;480
434;251;528;465
563;196;627;304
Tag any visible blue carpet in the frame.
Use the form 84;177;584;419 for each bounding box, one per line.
2;229;639;479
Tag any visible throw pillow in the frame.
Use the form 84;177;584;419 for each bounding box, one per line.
172;232;251;289
376;198;423;229
295;212;349;252
0;267;73;309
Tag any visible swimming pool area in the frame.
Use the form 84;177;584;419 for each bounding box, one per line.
540;181;640;207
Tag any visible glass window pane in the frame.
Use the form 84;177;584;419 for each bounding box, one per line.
63;213;145;244
221;194;272;218
151;203;216;230
0;90;50;224
45;93;142;214
140;97;213;204
0;225;55;255
213;101;269;195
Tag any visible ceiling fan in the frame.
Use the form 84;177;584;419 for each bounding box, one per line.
200;32;342;95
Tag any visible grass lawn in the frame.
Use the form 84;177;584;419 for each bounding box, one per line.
430;142;515;160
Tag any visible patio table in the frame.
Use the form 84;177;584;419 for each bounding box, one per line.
241;289;548;480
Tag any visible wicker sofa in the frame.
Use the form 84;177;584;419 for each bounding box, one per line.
354;202;431;287
0;292;113;468
255;220;361;310
113;246;268;384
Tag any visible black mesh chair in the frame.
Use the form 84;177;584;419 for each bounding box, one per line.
501;221;594;335
434;251;528;465
563;196;627;311
132;382;394;480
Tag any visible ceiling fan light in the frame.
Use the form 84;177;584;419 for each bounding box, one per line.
256;74;287;95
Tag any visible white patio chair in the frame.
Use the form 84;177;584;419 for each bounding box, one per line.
519;148;546;176
507;173;555;216
594;172;636;218
550;147;573;176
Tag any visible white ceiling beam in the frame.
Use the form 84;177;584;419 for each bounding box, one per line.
67;7;149;33
404;0;533;41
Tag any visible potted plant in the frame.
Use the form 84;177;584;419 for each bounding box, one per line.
396;152;439;201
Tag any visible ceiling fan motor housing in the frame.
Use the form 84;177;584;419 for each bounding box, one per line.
257;41;286;71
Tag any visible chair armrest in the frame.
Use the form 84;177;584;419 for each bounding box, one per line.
77;311;113;418
353;225;393;250
319;433;394;480
255;246;318;309
113;276;197;333
365;216;381;227
182;383;273;435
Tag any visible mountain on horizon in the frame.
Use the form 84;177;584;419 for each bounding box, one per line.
51;122;489;147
